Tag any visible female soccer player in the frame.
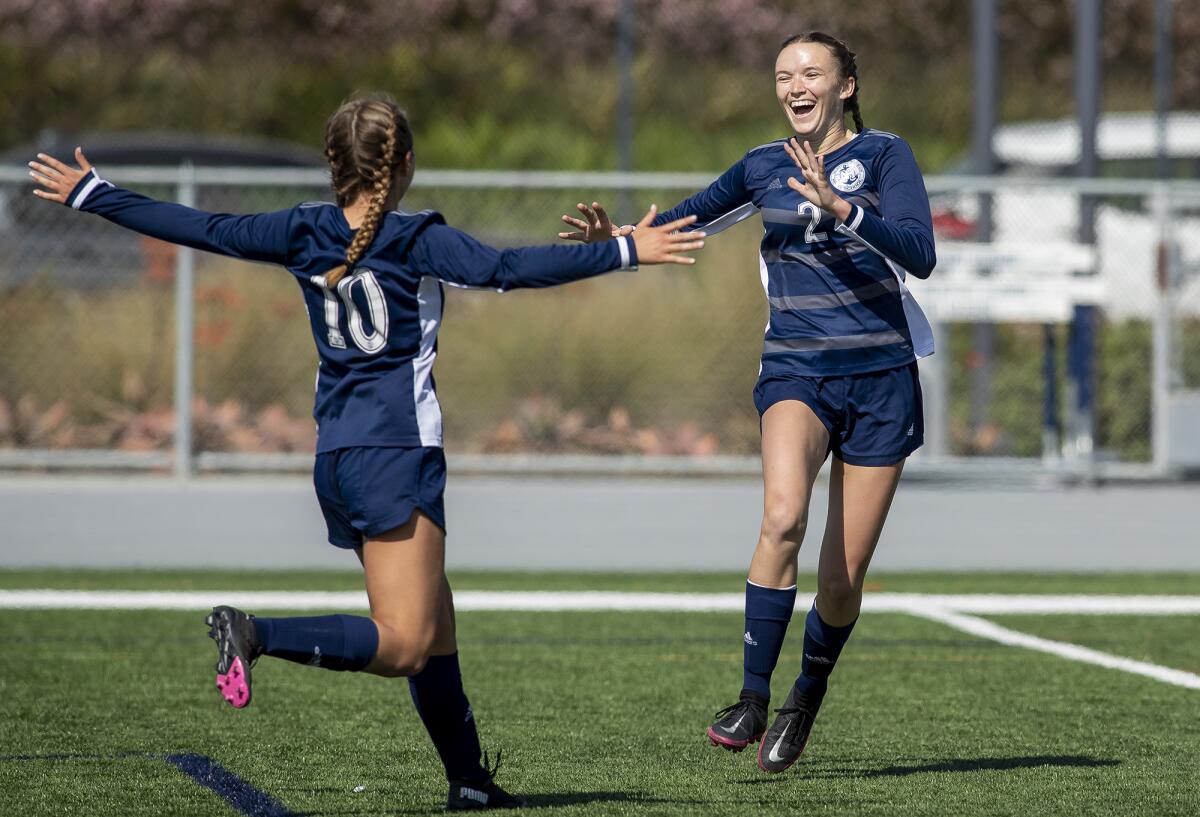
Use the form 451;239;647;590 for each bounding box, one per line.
30;95;704;809
560;32;935;774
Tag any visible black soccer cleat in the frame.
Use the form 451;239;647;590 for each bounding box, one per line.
756;685;822;773
706;690;769;752
205;605;263;710
447;751;524;811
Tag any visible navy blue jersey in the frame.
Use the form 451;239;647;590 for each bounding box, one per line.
654;129;936;377
67;171;637;453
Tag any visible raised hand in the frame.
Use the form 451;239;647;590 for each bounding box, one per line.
29;147;93;204
629;205;705;265
783;138;852;222
558;200;633;243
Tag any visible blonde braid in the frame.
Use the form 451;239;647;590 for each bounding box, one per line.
325;108;398;288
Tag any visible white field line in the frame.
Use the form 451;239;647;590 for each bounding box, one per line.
911;606;1200;690
2;589;1200;614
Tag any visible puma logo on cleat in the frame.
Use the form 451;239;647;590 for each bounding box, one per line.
459;787;489;805
744;631;758;646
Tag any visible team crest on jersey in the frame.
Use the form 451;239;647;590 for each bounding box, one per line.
829;159;866;192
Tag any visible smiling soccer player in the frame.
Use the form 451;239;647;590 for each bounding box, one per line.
560;31;936;774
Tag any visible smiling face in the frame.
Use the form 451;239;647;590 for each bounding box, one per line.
775;41;855;141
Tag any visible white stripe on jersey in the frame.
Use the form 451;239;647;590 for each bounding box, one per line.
413;275;444;447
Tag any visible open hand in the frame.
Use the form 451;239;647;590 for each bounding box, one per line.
558;201;634;243
629;205;704;265
783;138;852;221
29;147;93;204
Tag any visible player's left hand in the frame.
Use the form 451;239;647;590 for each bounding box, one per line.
783;138;852;221
28;147;93;204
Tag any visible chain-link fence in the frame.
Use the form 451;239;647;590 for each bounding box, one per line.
1;165;1198;477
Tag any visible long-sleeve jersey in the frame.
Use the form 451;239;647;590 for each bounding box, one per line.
654;128;936;377
67;171;638;452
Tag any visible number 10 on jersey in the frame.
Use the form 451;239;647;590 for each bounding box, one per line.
310;271;389;354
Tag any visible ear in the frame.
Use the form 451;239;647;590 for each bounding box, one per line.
840;75;856;101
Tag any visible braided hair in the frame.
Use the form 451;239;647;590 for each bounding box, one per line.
322;95;414;287
779;31;863;133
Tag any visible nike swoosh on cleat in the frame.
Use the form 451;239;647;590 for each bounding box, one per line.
718;713;747;734
767;723;792;764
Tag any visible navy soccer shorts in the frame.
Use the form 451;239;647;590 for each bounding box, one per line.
313;446;447;549
753;362;923;466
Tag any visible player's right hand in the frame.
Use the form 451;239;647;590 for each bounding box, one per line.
629;206;704;266
558;200;635;243
29;147;94;205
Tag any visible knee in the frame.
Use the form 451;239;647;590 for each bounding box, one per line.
370;622;435;677
817;567;865;610
759;496;809;549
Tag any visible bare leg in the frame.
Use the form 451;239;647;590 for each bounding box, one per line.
748;400;831;588
815;458;905;626
356;510;447;677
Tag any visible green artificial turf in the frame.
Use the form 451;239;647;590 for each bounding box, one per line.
2;595;1198;815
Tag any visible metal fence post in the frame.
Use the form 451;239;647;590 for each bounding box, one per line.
174;162;196;480
1151;182;1173;475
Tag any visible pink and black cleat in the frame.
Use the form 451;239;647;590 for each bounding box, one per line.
205;606;262;710
706;692;769;753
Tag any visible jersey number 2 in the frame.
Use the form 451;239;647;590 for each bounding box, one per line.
311;270;388;354
798;202;829;244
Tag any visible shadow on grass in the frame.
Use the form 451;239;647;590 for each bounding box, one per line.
735;754;1120;782
293;790;702;815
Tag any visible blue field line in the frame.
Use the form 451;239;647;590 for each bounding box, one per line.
0;752;296;817
163;754;296;817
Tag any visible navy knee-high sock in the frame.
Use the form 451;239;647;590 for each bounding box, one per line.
793;605;856;700
252;615;378;671
742;581;797;699
409;653;487;784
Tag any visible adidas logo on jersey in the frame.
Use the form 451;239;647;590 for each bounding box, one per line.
767;177;783;190
744;631;758;646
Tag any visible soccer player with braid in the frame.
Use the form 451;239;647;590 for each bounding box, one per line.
30;95;703;809
561;32;936;773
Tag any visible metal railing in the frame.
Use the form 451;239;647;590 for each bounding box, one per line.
1;164;1197;481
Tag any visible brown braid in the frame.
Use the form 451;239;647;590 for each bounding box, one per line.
322;95;413;287
779;32;864;133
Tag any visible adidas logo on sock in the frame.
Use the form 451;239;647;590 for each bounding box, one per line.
767;177;783;190
744;631;758;646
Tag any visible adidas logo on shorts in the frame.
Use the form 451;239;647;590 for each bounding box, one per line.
767;177;783;190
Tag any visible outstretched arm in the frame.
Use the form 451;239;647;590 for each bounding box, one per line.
420;205;704;291
30;148;293;266
558;158;756;243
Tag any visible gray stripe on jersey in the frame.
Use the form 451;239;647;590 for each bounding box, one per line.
761;207;805;225
769;277;901;311
845;191;880;209
760;242;872;269
763;330;907;354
